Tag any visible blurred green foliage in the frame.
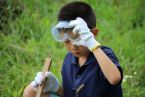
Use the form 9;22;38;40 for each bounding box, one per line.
0;0;145;97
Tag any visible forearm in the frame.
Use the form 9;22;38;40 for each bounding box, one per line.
23;84;64;97
93;47;121;85
23;84;49;97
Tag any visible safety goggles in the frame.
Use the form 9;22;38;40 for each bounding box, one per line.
51;21;80;42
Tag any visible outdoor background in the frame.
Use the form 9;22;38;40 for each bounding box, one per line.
0;0;145;97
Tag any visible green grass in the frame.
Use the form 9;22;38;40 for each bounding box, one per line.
0;0;145;97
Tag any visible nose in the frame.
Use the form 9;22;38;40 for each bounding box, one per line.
71;43;78;50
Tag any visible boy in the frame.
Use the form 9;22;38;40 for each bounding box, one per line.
23;1;123;97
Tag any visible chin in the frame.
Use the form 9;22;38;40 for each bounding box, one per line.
72;53;83;57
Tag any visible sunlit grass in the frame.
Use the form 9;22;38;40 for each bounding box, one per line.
0;0;145;97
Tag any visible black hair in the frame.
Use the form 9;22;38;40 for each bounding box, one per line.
58;1;96;29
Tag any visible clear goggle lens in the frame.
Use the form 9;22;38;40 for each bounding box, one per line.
51;27;80;42
58;28;79;40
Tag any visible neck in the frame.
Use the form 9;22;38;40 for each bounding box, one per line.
78;52;90;67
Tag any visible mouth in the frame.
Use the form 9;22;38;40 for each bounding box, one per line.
73;51;80;55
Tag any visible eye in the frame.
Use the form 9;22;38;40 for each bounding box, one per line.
58;29;65;38
64;40;71;44
68;31;79;39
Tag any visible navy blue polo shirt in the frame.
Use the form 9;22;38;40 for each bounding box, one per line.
61;46;123;97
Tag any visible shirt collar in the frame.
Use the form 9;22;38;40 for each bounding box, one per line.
71;52;96;66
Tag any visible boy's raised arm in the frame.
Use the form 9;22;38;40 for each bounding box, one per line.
92;47;121;85
69;17;121;85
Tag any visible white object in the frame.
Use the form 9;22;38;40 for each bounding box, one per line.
69;17;101;51
31;71;59;93
51;21;80;42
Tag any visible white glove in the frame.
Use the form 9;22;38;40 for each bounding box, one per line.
31;71;59;93
69;17;101;51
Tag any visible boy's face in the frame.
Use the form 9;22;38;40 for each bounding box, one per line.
51;20;98;57
57;28;90;57
64;40;90;57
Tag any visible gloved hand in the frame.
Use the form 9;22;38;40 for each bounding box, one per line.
69;17;101;51
31;71;59;93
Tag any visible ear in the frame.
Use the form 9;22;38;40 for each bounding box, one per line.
91;28;99;36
